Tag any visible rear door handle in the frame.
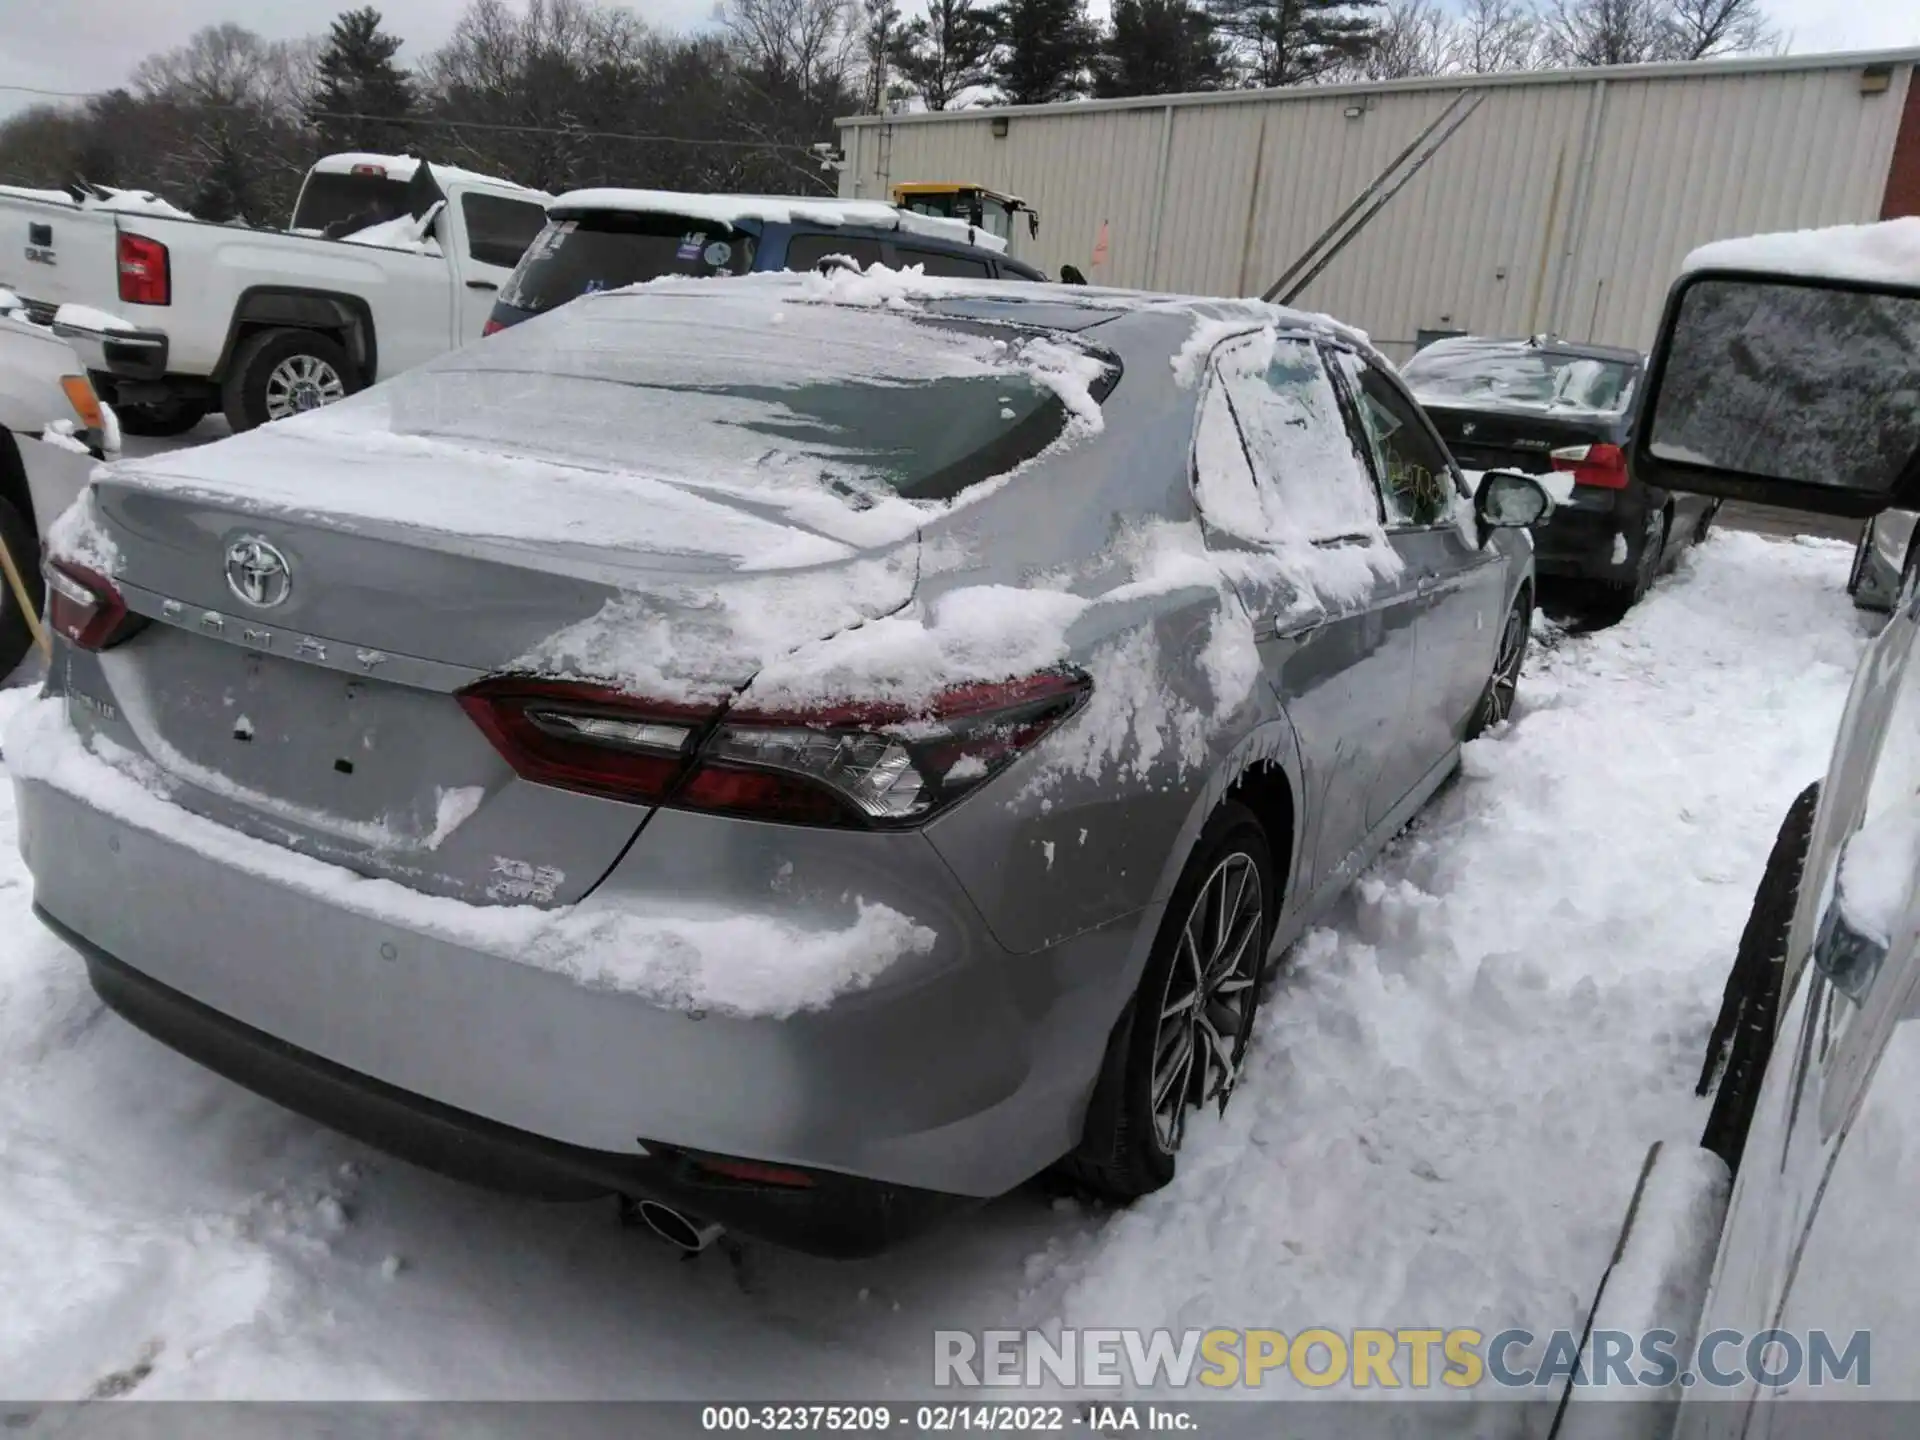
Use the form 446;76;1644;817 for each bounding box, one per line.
465;279;499;292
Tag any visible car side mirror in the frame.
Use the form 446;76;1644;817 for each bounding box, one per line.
1474;470;1553;529
1632;269;1920;519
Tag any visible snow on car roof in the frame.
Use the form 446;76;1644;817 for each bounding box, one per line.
1683;216;1920;288
308;152;549;199
547;187;1010;255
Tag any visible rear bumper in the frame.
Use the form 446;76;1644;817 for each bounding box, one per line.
13;696;1142;1247
44;904;976;1257
1531;493;1640;580
58;320;169;384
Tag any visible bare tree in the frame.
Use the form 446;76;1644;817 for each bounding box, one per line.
1446;0;1544;72
1539;0;1668;65
1665;0;1778;59
725;0;860;102
1351;0;1450;79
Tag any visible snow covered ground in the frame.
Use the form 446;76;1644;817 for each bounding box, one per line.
0;529;1869;1402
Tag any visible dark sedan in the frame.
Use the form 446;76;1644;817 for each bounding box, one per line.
1403;335;1717;609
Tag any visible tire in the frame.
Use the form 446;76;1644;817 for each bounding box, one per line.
1698;781;1820;1176
0;494;44;678
115;398;209;438
1466;593;1530;739
221;329;356;433
1062;801;1276;1201
1606;508;1668;612
1692;501;1719;547
1847;521;1873;599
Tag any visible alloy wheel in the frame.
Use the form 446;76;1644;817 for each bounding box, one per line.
264;354;347;420
1151;852;1264;1154
1484;607;1527;726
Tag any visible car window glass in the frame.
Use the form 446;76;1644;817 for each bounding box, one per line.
785;232;887;272
894;246;991;279
1213;333;1379;542
498;214;753;313
461;194;549;269
1336;352;1458;527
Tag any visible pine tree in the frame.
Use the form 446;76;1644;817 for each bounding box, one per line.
1096;0;1229;97
890;0;997;111
991;0;1101;105
308;7;415;153
1207;0;1384;86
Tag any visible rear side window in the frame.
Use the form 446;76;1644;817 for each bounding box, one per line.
785;232;886;272
1213;333;1380;540
461;194;549;269
1336;352;1459;527
895;246;991;279
498;213;754;314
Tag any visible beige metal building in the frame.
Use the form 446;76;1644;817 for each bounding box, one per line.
837;50;1920;361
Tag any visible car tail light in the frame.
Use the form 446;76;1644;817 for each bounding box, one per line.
457;679;714;807
459;670;1090;828
117;232;170;306
688;672;1090;827
1550;442;1629;489
482;318;505;337
45;561;138;651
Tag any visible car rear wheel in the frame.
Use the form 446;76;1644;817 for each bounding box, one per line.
1467;594;1530;738
222;329;357;433
1698;781;1819;1175
115;398;209;438
1609;508;1668;611
1063;802;1275;1201
1692;501;1719;547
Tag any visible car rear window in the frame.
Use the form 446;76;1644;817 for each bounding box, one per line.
1402;340;1638;414
372;291;1117;505
292;171;415;235
498;212;756;314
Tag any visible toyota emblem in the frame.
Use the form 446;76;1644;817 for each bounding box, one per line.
225;537;292;609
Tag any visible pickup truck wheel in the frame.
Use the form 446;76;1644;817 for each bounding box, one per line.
223;329;357;433
116;399;209;438
0;494;43;678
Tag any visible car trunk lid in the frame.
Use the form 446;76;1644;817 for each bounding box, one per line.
77;464;918;909
1419;402;1621;477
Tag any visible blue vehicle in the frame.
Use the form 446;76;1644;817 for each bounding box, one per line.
485;188;1045;333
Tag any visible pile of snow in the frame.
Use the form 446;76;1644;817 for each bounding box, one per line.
0;182;192;218
552;188;1007;253
1684;216;1920;287
52;303;138;334
339;213;443;256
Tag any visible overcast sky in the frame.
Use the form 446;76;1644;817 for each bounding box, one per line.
1;0;1915;123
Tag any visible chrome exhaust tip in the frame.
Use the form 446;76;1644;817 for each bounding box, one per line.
632;1199;724;1253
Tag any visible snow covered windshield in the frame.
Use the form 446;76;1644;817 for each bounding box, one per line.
362;288;1114;505
1403;339;1638;415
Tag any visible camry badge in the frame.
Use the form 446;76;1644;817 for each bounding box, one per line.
225;537;292;609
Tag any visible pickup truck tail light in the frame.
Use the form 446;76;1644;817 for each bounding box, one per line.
117;232;170;306
459;671;1090;828
1550;442;1629;490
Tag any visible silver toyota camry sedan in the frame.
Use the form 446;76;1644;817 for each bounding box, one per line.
10;273;1548;1256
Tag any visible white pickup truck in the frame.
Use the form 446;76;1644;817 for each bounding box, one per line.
1;153;550;435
